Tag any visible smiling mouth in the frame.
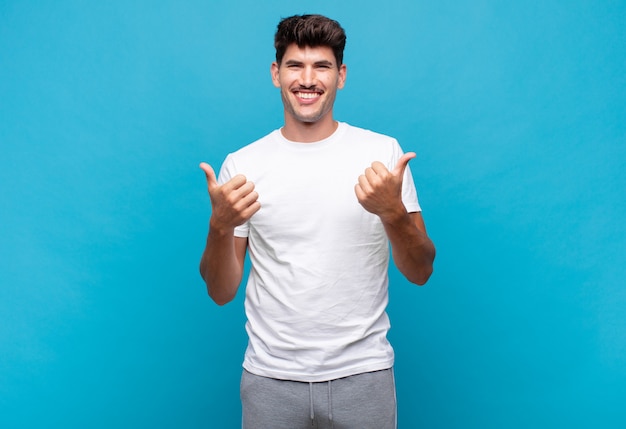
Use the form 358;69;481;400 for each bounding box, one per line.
294;91;322;100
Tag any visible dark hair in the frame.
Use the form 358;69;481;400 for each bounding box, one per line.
274;14;347;67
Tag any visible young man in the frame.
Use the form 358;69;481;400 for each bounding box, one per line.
199;14;435;429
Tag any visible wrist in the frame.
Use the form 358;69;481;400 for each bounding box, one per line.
209;217;235;236
379;204;409;225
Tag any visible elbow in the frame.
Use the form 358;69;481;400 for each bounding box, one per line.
199;263;234;305
205;281;237;307
200;268;236;306
409;265;433;286
412;244;436;285
407;251;435;285
208;287;236;306
395;240;436;286
413;272;432;286
210;294;234;306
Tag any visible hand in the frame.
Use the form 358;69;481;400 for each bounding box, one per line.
354;152;416;222
200;162;260;231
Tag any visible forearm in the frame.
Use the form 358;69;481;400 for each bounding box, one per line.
199;223;245;305
382;211;435;285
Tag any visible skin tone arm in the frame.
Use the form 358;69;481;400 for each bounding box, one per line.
355;153;436;285
198;162;260;305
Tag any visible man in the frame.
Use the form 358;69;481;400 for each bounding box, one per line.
199;14;435;429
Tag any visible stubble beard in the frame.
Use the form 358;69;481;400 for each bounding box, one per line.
281;88;337;124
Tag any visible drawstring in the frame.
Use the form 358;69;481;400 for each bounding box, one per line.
309;382;315;425
328;379;334;428
310;380;334;428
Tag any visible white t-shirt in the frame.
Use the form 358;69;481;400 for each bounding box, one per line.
218;122;421;382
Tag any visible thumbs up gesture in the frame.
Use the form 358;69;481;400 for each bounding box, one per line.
199;162;261;231
355;152;416;222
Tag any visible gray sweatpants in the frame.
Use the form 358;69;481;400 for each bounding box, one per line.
241;368;397;429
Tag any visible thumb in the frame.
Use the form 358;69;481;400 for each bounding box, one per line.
392;152;416;177
199;162;218;190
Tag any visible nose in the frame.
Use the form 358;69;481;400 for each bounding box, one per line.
300;65;316;87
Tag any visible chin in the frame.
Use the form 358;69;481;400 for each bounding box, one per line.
299;116;322;124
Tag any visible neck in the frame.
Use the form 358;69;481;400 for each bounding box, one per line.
281;115;338;143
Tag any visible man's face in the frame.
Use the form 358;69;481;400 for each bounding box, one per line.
271;44;347;125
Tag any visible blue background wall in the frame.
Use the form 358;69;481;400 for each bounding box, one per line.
1;0;625;427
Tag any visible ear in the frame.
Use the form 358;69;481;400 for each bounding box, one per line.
271;62;280;88
337;63;347;89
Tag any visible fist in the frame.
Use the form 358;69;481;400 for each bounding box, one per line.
355;152;415;220
200;162;260;230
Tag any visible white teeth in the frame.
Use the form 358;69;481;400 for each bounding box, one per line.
296;92;320;99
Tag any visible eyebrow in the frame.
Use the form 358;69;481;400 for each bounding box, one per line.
314;60;335;67
283;59;335;67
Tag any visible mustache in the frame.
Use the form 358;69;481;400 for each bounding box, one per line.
293;85;324;93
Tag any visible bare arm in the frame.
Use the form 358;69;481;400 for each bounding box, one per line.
200;232;248;305
380;211;435;285
198;162;260;305
355;153;435;285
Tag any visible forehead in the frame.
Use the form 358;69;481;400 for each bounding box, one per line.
282;44;336;64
